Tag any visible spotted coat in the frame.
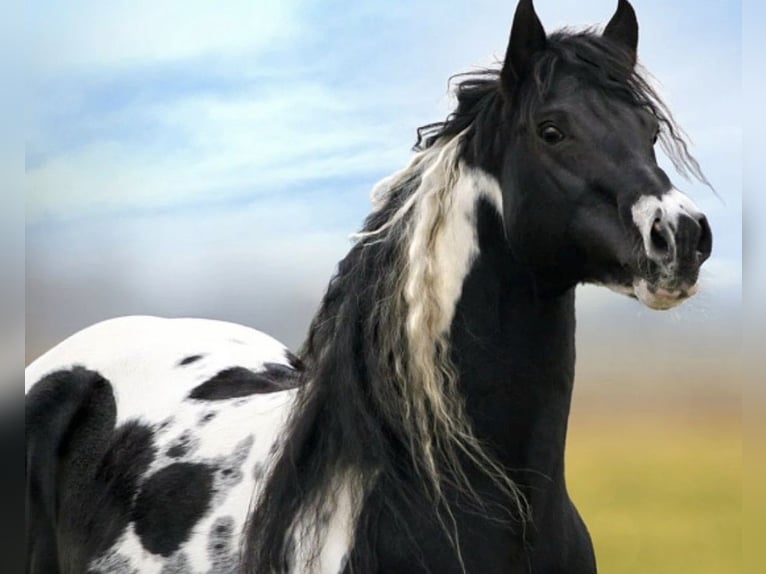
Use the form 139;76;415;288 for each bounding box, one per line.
25;316;352;574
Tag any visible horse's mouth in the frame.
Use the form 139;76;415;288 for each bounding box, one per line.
631;278;698;310
604;265;700;310
609;253;702;310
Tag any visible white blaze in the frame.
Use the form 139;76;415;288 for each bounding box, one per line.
631;187;703;261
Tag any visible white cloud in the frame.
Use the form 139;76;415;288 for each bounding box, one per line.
25;82;420;221
27;0;303;72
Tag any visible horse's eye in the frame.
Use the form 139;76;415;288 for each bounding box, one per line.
652;129;660;145
539;124;565;145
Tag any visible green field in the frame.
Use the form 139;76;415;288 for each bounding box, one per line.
566;413;741;573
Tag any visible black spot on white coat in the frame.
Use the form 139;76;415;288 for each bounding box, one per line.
187;364;301;401
156;417;174;433
198;411;217;426
207;516;237;573
164;429;199;460
209;435;254;505
132;463;215;557
177;354;204;367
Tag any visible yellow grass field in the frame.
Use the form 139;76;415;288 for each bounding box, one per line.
566;412;741;573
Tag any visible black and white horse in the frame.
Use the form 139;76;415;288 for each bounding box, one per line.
26;1;713;573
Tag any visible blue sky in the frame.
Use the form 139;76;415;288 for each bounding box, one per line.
26;0;742;395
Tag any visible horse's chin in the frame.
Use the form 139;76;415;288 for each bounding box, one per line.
632;278;698;310
602;278;698;310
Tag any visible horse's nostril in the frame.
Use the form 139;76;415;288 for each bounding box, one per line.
649;218;671;257
696;215;713;262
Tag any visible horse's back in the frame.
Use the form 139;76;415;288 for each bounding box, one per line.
26;316;301;574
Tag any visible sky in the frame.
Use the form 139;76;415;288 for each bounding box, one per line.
25;0;742;404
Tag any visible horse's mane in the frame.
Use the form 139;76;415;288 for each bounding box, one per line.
243;29;708;573
245;131;519;572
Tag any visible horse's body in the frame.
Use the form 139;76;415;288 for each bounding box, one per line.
25;317;355;574
26;2;714;573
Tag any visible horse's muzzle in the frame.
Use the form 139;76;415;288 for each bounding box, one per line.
631;188;713;309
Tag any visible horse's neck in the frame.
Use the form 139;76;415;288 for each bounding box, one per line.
348;198;582;572
451;199;576;495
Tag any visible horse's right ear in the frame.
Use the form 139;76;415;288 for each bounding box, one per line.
501;0;547;93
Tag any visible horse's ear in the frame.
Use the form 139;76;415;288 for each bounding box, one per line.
603;0;639;65
501;0;546;92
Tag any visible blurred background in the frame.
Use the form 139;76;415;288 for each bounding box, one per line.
26;1;741;572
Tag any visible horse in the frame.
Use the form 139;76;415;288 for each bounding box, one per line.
25;1;714;572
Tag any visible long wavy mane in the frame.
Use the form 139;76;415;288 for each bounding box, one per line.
244;132;523;572
243;29;707;574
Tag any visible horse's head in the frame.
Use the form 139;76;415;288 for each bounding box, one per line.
491;0;712;309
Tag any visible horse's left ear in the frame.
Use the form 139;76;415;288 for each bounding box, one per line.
603;0;639;65
501;0;547;92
